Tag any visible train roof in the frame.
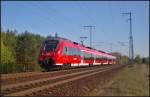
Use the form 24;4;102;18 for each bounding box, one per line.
46;36;116;59
46;36;72;42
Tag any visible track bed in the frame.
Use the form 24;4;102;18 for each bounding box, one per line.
1;65;124;96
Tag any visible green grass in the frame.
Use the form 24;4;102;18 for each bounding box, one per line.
102;64;149;96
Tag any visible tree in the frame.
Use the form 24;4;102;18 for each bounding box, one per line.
1;30;17;73
147;56;149;65
111;52;122;64
1;41;15;73
16;31;45;71
1;30;17;63
142;56;149;65
121;55;129;64
111;52;129;65
134;55;142;64
1;29;45;73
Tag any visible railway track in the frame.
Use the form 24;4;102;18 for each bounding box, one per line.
1;65;123;96
1;65;110;85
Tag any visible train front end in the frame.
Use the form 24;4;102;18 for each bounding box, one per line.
38;38;60;71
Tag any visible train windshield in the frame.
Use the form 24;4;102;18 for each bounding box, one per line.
44;40;59;52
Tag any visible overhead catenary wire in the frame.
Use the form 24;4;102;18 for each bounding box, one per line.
79;4;108;35
78;3;115;52
30;3;82;41
30;3;59;26
44;4;80;29
26;2;78;37
21;3;58;35
107;2;116;29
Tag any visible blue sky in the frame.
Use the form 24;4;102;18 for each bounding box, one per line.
1;1;149;57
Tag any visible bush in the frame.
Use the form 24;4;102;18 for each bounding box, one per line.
0;64;16;74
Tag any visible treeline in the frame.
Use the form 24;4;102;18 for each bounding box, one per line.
134;55;149;65
111;52;149;65
1;29;149;74
1;29;45;74
111;52;129;65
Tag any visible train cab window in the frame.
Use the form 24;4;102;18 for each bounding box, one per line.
62;46;68;55
44;40;59;52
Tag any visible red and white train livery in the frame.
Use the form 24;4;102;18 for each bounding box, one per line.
38;36;116;71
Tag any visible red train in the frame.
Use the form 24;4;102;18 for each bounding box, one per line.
38;36;116;71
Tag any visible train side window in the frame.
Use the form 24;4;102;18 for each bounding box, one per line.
83;52;86;58
67;47;70;55
71;48;74;55
72;48;75;55
72;48;78;56
75;48;78;56
70;47;73;55
80;51;84;57
68;47;74;55
93;54;96;59
78;49;81;56
74;48;76;55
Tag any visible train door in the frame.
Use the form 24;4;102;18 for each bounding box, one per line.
62;46;68;64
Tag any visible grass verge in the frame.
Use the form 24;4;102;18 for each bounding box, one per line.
90;64;149;96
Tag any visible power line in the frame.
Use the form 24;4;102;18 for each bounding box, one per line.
21;3;58;34
108;43;113;53
27;3;75;38
108;3;115;26
39;4;80;29
118;41;128;46
79;5;107;35
30;3;58;26
14;3;47;34
31;3;84;40
78;5;95;24
83;25;95;48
